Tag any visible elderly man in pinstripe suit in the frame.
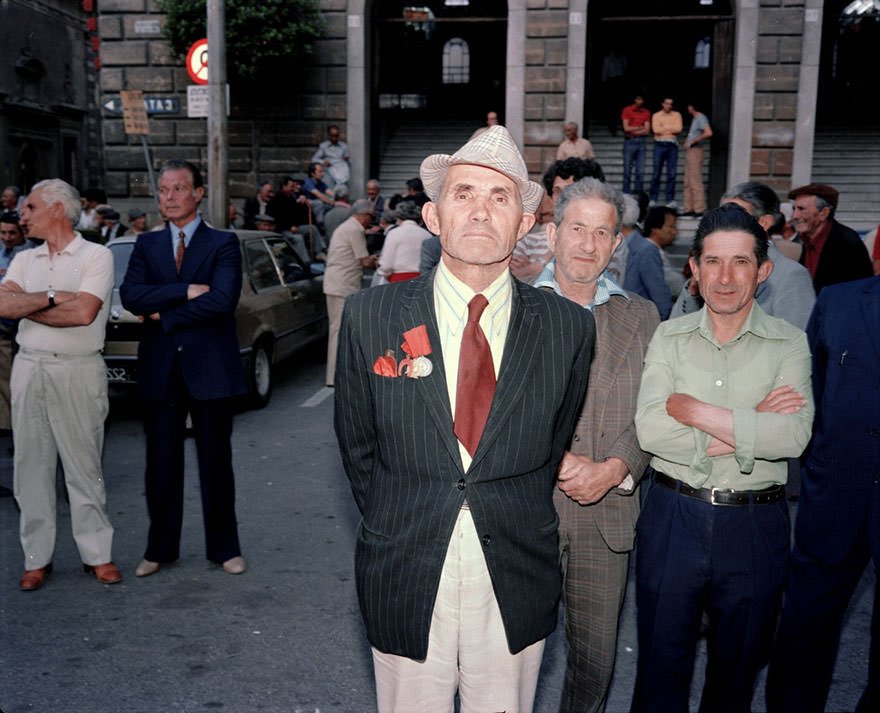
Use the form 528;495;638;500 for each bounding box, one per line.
335;126;595;713
535;178;659;713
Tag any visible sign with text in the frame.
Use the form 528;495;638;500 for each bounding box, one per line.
121;90;149;135
102;96;180;115
186;85;230;118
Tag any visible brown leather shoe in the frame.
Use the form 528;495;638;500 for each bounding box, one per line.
84;562;122;584
20;563;52;591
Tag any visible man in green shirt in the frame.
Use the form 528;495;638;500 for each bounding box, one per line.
631;204;814;713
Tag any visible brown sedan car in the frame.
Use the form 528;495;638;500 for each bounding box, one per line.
103;230;328;407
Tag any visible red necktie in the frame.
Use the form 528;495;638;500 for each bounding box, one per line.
454;294;496;457
175;230;185;273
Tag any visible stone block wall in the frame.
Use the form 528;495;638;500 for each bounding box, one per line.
96;0;345;214
522;0;570;177
751;0;804;193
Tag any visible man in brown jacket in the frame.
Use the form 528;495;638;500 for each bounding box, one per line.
535;177;660;713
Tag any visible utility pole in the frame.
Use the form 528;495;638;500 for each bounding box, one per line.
206;0;227;228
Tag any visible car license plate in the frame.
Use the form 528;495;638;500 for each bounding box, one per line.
105;366;131;383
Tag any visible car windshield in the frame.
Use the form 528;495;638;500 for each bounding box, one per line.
108;242;135;289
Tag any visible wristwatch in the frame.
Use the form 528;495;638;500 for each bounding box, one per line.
46;289;56;308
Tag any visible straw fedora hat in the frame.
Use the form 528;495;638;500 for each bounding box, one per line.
419;125;544;214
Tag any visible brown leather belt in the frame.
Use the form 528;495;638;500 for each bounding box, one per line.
654;471;785;506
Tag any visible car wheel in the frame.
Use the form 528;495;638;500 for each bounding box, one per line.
247;341;273;409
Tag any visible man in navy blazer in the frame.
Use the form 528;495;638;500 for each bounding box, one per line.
766;275;880;713
335;126;594;712
120;159;246;578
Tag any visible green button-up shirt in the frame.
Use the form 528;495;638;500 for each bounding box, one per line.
635;302;814;490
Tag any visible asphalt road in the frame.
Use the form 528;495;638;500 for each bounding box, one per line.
0;344;874;712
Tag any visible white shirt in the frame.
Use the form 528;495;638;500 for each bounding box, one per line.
6;234;113;354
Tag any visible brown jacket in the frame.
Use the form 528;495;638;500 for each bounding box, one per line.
559;291;659;552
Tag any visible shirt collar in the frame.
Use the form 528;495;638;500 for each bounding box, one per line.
667;300;787;345
170;215;202;248
33;232;87;258
534;259;629;312
434;259;512;339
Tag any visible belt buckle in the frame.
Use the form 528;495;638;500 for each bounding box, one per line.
709;487;732;505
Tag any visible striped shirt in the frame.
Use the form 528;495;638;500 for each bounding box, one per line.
434;259;512;470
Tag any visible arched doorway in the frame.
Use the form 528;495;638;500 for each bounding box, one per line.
370;1;508;185
817;0;880;124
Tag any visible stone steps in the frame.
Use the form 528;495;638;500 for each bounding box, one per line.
377;121;474;195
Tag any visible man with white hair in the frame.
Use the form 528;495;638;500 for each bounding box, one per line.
0;179;119;590
335;125;594;712
323;198;378;387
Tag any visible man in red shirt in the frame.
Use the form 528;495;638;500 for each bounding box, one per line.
788;183;872;294
621;95;651;195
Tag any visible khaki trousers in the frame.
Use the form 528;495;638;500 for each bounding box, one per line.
372;509;545;713
684;145;706;214
325;294;346;386
12;349;113;569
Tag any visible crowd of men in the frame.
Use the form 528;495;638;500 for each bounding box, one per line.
2;115;877;713
330;123;877;713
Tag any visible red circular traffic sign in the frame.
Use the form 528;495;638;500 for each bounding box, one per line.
186;39;209;85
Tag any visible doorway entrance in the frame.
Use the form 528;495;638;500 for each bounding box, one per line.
585;0;735;205
371;1;507;176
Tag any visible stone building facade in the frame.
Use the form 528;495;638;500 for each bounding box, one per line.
0;0;103;195
86;0;858;223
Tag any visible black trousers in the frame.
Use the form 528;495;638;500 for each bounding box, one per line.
142;360;241;564
631;477;790;713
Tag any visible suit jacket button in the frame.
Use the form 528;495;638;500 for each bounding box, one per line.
177;345;183;352
482;534;491;546
457;479;466;490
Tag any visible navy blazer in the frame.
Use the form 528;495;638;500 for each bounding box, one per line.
797;276;880;564
119;220;246;401
334;272;594;659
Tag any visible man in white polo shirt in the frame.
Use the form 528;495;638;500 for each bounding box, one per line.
0;179;119;591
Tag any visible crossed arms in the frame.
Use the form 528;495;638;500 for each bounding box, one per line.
0;283;102;327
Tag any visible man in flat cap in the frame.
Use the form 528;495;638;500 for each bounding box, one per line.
126;208;148;236
788;183;872;293
334;125;594;712
99;209;126;241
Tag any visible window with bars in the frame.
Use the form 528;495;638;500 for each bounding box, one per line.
442;37;470;84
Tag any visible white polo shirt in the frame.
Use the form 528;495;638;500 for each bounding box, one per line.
5;234;113;355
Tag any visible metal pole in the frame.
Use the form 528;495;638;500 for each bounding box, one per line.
140;135;160;213
207;0;227;228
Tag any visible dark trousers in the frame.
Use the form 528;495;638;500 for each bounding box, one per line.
622;137;646;195
766;505;879;713
142;360;241;564
631;477;790;713
649;142;678;203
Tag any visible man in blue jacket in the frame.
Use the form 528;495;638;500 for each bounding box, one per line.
766;275;880;713
121;159;246;578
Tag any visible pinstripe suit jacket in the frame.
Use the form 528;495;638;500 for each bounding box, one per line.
334;272;595;659
556;292;659;552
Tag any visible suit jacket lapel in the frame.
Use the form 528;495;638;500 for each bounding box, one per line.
155;226;180;283
469;279;541;469
861;278;880;358
179;220;216;279
400;274;464;472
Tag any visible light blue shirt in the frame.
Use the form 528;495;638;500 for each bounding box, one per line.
169;215;202;257
534;259;629;312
